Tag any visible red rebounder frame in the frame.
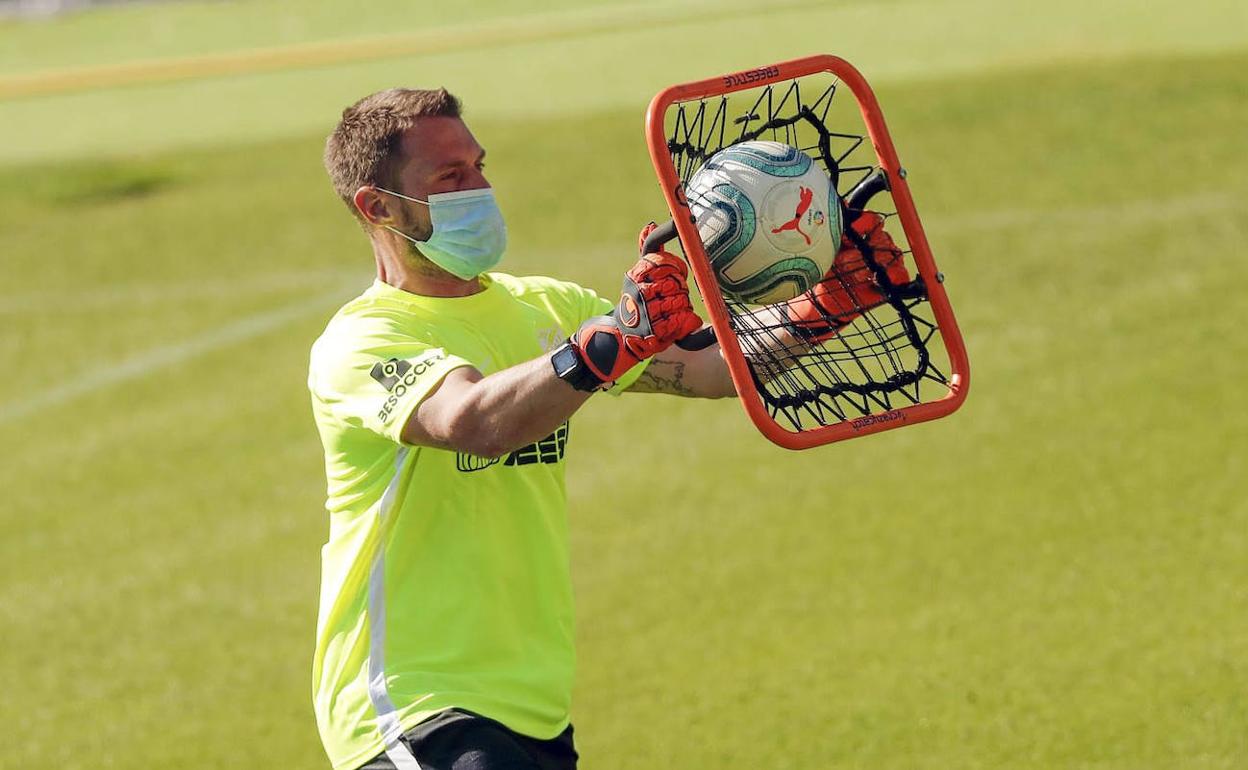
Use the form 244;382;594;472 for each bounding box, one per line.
645;54;970;450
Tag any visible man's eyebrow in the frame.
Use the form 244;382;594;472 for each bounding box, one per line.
433;149;487;172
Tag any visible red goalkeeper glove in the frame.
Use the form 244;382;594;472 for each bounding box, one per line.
568;223;703;386
784;211;912;343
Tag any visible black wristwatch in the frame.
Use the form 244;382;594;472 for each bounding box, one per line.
550;340;605;392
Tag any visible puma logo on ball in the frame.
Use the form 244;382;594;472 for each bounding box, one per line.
771;185;815;246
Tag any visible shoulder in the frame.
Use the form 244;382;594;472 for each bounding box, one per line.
488;272;596;303
308;287;428;384
489;272;610;320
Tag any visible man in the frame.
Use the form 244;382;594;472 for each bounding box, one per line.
308;87;906;770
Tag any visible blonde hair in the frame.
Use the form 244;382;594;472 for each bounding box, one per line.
323;87;461;220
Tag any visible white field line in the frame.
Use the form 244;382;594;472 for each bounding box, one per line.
0;284;356;427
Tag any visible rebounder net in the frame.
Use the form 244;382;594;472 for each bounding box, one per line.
649;60;967;446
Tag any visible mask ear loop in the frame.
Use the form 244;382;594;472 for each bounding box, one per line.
383;225;428;247
375;187;432;245
374;187;430;206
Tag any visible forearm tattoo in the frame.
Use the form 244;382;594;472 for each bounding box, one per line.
630;358;696;396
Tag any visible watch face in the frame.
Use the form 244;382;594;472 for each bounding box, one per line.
552;345;580;377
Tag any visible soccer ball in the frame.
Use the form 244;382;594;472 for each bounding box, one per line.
686;140;842;305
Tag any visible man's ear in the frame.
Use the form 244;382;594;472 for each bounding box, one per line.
353;187;394;226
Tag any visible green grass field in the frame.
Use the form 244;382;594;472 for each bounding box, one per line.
1;2;1246;768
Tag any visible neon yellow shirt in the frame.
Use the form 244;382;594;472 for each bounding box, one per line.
307;273;643;770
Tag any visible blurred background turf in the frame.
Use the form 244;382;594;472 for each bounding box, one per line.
1;2;1245;768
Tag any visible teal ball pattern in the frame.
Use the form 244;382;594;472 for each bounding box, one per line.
702;142;812;178
718;254;826;304
690;142;831;304
701;182;757;272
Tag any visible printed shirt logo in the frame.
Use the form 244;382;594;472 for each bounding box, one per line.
456;422;569;472
371;351;449;424
369;358;412;391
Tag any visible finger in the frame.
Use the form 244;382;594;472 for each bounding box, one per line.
653;309;704;345
637;221;658;252
885;256;912;286
635;250;689;279
832;243;866;273
676;310;704;339
849;210;884;237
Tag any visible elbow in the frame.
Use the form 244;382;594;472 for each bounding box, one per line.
460;435;509;461
442;406;509;459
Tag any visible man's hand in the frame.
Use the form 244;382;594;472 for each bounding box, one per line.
784;211;912;343
570;224;703;385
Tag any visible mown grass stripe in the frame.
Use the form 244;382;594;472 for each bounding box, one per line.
0;0;819;101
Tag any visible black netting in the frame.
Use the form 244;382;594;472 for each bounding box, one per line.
662;76;951;431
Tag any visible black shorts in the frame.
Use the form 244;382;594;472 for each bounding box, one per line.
356;709;578;770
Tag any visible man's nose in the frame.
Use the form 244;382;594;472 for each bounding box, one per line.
464;167;490;190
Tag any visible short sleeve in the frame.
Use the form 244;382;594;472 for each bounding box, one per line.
481;273;652;395
309;327;473;444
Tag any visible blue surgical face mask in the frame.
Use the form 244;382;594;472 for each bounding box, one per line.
376;186;507;280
